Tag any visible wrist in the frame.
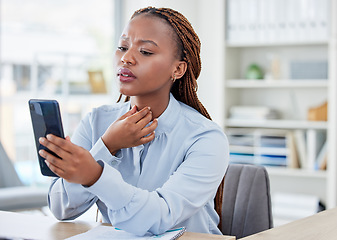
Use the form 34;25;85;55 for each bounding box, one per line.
83;162;103;187
101;136;119;155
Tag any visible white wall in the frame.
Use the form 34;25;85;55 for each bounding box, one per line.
120;0;225;126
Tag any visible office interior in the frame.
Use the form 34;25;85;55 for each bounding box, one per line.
0;0;336;229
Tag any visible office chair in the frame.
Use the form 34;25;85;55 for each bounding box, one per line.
220;164;273;239
0;141;48;211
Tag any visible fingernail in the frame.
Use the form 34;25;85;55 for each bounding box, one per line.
44;160;49;167
39;137;45;143
147;107;151;111
39;150;45;157
46;134;52;140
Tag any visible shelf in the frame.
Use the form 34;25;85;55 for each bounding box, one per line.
229;145;254;153
222;0;337;209
226;80;328;88
266;167;327;179
226;40;329;48
230;146;289;155
225;119;328;130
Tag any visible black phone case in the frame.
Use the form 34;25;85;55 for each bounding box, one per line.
29;99;65;177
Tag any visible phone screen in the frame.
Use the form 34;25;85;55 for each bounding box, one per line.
29;99;64;177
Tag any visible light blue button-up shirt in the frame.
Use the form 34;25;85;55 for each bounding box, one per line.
48;94;229;236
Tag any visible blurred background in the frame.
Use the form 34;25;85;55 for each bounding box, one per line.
1;0;336;227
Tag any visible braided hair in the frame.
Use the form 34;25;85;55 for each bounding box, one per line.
119;7;224;226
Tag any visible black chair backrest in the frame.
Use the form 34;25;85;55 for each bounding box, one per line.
220;164;273;238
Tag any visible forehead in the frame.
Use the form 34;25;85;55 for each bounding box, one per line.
121;15;175;46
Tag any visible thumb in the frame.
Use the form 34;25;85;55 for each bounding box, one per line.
119;105;137;120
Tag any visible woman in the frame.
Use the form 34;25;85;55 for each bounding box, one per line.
39;7;229;236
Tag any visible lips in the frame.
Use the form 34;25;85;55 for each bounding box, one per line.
117;68;136;82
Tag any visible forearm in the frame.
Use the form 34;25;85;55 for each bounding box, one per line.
48;177;97;220
85;161;174;235
86;159;224;236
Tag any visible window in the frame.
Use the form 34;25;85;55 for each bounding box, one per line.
0;0;117;186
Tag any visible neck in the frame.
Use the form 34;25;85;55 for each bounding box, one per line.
130;93;170;119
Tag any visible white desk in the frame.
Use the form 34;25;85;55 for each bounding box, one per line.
0;210;234;240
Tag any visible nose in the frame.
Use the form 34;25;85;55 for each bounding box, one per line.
121;50;135;65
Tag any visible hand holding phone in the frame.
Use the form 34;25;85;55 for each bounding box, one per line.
29;99;64;177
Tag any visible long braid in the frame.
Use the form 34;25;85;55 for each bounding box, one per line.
132;7;212;120
121;7;224;227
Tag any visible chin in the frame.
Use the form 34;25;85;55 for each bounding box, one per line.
119;88;137;97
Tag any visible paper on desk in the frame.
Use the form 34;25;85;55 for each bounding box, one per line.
65;225;186;240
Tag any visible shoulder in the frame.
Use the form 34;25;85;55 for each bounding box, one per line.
176;102;229;168
175;101;228;149
92;101;129;114
89;102;129;118
178;101;224;134
81;101;129;127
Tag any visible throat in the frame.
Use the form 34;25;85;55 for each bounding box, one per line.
131;95;170;119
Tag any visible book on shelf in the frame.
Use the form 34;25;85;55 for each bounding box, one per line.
227;127;328;170
287;131;300;168
258;154;287;167
230;152;255;165
226;128;255;146
294;130;307;169
307;129;317;170
287;129;326;170
316;140;328;170
226;0;329;44
227;128;297;168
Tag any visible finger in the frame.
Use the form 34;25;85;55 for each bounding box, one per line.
45;160;64;177
136;111;153;129
119;105;137;120
39;150;65;174
139;132;156;144
127;106;151;123
140;118;158;136
65;136;71;141
46;134;77;153
39;136;72;160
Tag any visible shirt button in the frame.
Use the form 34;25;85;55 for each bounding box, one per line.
110;160;118;166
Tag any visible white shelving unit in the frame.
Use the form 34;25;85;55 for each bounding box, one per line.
223;0;337;209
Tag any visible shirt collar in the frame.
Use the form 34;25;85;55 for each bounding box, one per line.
154;93;181;135
124;93;181;135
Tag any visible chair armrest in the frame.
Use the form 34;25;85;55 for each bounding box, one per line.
0;186;48;211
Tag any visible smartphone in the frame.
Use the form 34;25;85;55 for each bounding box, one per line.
29;99;65;177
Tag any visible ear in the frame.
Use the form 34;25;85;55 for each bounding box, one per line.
173;61;187;80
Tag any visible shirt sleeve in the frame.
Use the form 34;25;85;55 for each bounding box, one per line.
86;128;229;236
48;112;120;220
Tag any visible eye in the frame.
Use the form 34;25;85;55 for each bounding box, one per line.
140;50;153;56
117;46;128;52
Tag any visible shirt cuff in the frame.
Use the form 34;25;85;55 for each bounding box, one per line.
85;160;135;210
90;137;122;166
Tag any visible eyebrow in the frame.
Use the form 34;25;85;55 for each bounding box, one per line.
120;36;158;47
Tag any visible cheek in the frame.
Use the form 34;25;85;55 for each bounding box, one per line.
143;59;172;80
